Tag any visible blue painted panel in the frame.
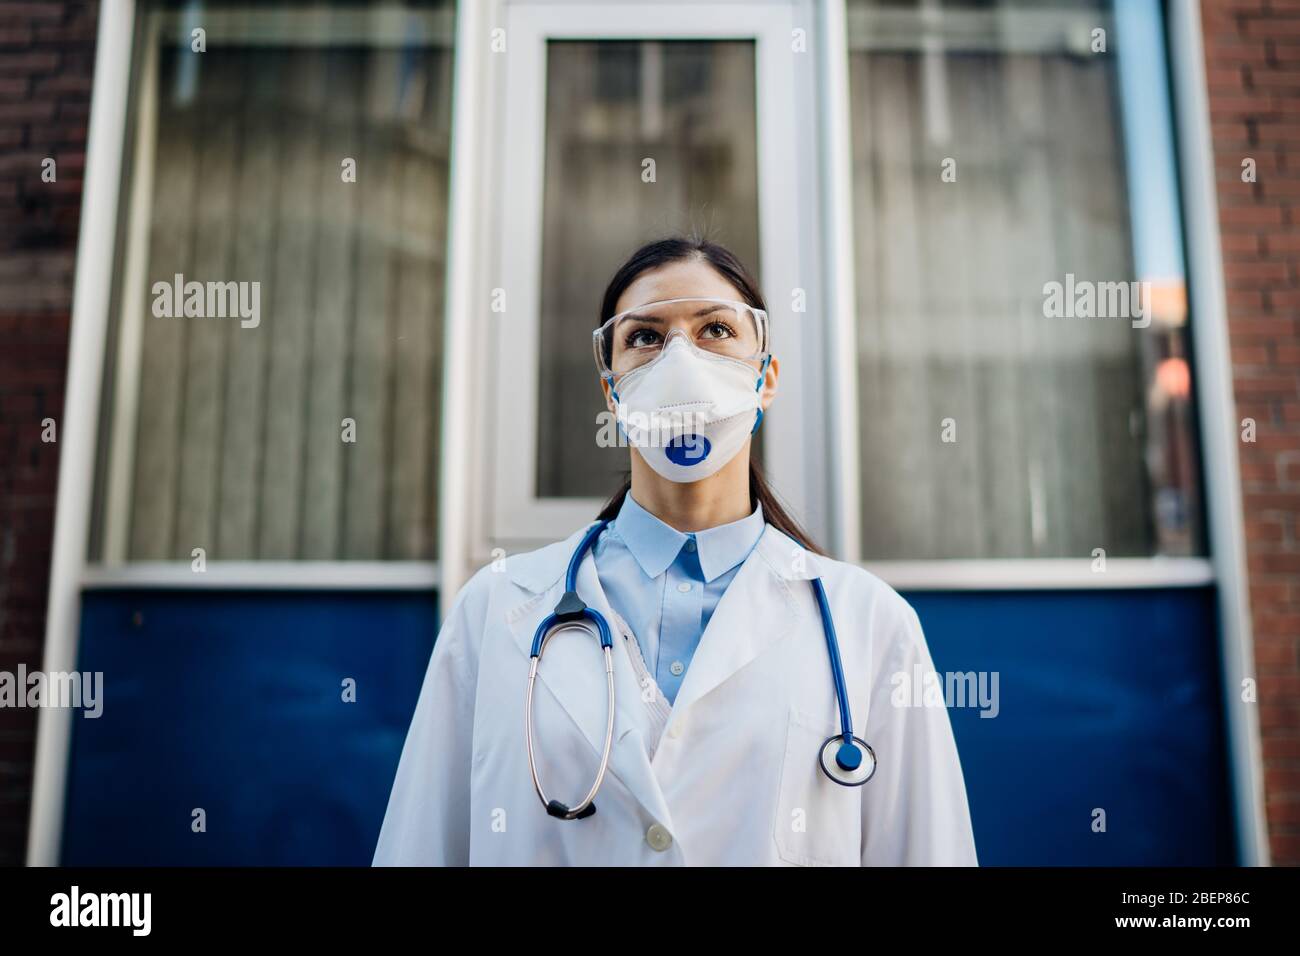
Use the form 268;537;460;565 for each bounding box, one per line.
63;586;1232;865
907;587;1235;865
63;590;436;865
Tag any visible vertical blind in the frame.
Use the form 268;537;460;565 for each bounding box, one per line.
104;31;453;561
847;0;1201;559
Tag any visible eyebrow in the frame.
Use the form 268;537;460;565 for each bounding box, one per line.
615;302;733;326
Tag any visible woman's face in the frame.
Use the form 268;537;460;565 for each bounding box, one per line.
603;258;780;413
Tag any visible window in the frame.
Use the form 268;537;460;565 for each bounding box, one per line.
535;39;761;500
90;2;456;563
846;0;1202;560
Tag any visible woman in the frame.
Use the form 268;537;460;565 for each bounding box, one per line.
373;238;978;866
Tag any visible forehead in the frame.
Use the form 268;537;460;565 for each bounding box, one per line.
614;259;744;315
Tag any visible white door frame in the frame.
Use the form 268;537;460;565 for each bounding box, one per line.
485;0;824;552
26;0;138;868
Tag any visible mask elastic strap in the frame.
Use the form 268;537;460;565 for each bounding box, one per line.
605;372;628;444
751;354;772;434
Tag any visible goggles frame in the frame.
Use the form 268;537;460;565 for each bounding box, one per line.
592;296;770;378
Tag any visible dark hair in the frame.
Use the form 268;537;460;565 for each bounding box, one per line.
595;236;824;555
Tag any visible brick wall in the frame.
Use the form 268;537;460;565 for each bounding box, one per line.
1202;0;1300;866
0;0;96;866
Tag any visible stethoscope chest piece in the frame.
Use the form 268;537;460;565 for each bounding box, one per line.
818;734;876;787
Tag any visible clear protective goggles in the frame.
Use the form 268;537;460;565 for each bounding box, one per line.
592;297;770;378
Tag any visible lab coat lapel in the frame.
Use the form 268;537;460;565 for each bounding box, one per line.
670;525;818;716
504;530;674;828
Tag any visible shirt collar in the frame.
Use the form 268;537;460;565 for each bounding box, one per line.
612;492;766;583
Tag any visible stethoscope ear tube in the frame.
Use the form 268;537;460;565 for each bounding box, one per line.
525;621;617;821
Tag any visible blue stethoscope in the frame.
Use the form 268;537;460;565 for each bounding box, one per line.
525;520;876;821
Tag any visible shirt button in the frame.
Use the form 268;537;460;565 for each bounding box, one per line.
646;824;673;852
668;720;684;739
677;582;692;593
669;660;685;676
685;539;697;552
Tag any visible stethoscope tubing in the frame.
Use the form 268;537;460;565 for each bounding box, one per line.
526;519;877;819
810;577;855;744
525;520;617;819
526;637;615;820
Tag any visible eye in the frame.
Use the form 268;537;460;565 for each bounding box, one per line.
625;327;661;350
699;320;736;341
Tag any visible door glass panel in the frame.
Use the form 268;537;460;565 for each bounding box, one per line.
535;40;761;499
847;0;1203;559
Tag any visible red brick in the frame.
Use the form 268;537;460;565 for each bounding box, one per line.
0;100;55;124
31;73;91;97
1252;68;1300;90
1260;702;1300;732
1243;457;1284;483
0;52;58;75
1224;259;1291;283
1208;44;1272;70
1253;580;1295;606
0;3;65;22
1256;606;1300;633
1266;800;1300;826
1233;344;1274;365
1245;18;1300;38
1269;288;1300;308
1235;374;1300;395
1206;64;1249;89
1268;833;1300;865
1209;123;1255;149
1262;736;1300;760
1219;204;1286;228
0;28;35;47
0;74;27;99
1264;231;1300;253
1254;638;1299;666
1260;176;1300;198
1222;231;1265;255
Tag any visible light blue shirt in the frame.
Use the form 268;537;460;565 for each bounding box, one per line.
593;493;766;705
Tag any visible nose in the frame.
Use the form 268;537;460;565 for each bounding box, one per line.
661;327;692;350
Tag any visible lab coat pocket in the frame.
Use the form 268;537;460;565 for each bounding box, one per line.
773;706;862;867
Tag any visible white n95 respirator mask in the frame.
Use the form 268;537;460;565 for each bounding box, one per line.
609;333;769;483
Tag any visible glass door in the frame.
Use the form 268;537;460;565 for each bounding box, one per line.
489;1;822;547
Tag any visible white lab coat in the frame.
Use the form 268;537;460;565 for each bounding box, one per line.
373;522;978;866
